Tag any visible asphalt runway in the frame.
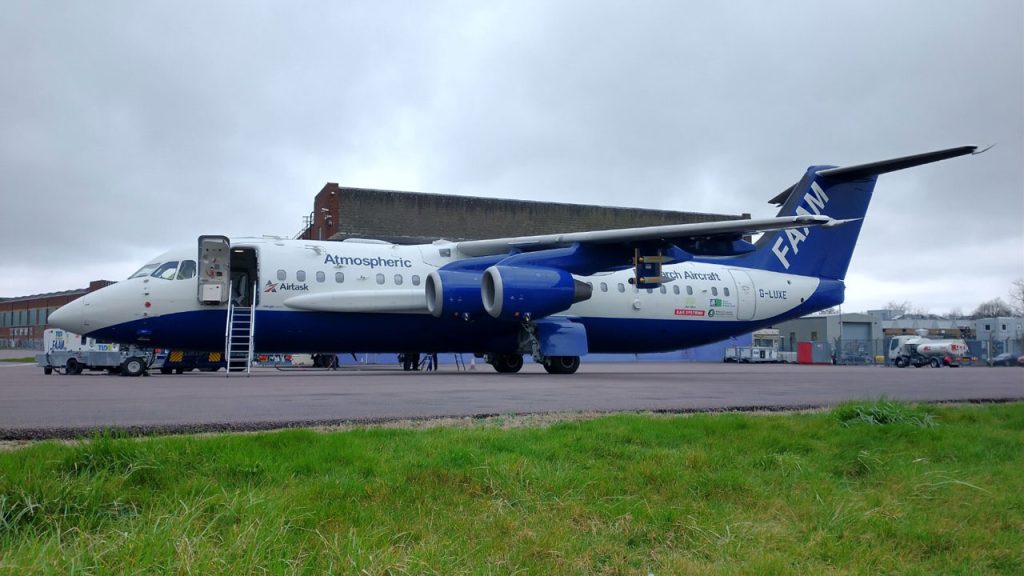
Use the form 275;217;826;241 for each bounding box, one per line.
1;359;1021;439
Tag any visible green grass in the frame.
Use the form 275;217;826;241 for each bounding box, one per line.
0;357;34;363
1;402;1023;574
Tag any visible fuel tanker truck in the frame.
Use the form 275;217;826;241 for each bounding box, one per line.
888;332;968;368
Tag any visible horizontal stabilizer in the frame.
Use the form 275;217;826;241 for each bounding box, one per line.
770;146;982;206
815;146;978;180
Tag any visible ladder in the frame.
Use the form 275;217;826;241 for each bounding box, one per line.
224;281;257;376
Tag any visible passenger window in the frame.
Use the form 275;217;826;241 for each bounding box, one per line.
376;273;385;285
412;275;421;286
176;260;197;280
600;282;608;292
151;261;179;280
686;286;693;295
335;272;344;283
316;271;325;283
296;270;306;282
660;286;667;294
617;283;625;293
712;287;718;296
724;287;730;297
394;274;403;285
673;285;680;295
277;269;286;281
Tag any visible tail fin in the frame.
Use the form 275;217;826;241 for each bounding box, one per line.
745;146;980;280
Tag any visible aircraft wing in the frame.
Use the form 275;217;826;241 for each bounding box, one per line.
454;214;836;257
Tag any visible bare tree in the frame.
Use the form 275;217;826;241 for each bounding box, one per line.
971;297;1013;319
884;300;912;315
884;300;929;317
1010;278;1024;317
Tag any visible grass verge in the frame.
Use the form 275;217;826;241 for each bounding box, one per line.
0;358;34;363
1;401;1022;574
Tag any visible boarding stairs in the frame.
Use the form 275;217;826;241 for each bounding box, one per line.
224;281;257;377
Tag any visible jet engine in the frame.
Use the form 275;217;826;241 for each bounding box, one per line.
425;269;487;318
481;266;593;321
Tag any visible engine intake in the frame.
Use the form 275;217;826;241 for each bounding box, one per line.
481;266;593;321
425;270;486;318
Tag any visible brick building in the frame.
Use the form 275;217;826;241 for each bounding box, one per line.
300;184;748;243
0;280;113;349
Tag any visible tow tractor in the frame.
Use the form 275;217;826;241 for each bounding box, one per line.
36;329;153;376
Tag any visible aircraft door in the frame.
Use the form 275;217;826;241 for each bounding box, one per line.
729;269;756;321
198;235;231;304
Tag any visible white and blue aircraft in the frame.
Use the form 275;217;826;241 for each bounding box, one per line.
48;146;981;374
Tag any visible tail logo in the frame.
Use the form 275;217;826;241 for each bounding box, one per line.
771;181;830;269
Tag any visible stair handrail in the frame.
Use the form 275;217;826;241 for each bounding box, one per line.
224;280;234;378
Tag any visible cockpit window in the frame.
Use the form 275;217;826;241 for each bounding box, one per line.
129;263;161;279
152;261;179;280
176;260;197;280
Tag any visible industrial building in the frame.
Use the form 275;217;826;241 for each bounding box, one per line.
770;312;1023;364
0;281;114;349
298;183;748;243
771;313;883;364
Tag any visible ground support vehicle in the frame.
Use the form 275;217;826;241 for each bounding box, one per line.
36;329;153;376
888;335;968;368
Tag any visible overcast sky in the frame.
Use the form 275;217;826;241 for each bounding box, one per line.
1;1;1021;314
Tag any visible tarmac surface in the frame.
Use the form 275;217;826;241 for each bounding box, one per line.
1;353;1021;439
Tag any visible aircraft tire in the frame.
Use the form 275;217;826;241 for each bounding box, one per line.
542;356;580;375
490;354;523;373
122;357;146;377
65;358;82;375
160;367;173;375
43;366;53;375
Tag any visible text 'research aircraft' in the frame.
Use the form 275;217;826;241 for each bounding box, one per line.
48;146;982;375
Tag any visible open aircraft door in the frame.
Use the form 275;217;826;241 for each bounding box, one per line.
198;235;231;304
729;269;756;321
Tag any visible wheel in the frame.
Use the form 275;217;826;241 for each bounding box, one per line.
43;366;53;375
65;358;83;375
160;367;173;375
894;357;907;368
490;354;523;374
121;357;146;377
542;356;581;375
930;358;941;368
175;368;185;374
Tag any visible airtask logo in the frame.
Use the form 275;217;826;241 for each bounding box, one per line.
264;281;308;293
323;254;413;268
772;181;830;269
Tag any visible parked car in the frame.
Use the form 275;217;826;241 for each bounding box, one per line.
989;353;1019;367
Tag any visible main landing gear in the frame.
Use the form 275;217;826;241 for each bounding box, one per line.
484;353;581;374
541;356;581;375
487;353;524;373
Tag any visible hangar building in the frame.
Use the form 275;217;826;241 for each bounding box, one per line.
1;281;114;349
298;183;749;243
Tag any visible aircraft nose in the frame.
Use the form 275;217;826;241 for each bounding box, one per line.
47;298;89;335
